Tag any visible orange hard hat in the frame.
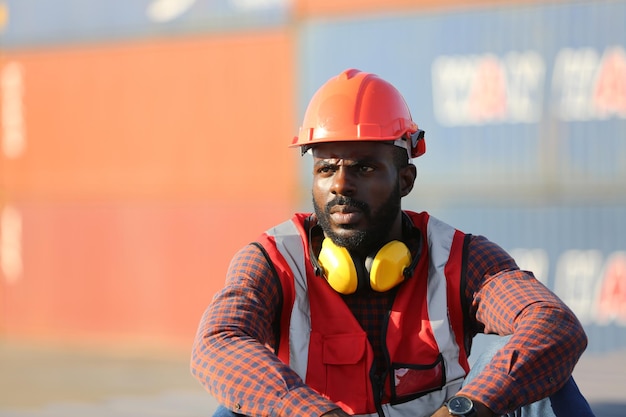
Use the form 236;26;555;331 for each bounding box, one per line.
291;69;425;158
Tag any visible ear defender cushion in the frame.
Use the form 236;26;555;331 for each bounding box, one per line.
318;238;359;294
369;241;412;292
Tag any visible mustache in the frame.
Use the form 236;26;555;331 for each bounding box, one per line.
325;196;369;214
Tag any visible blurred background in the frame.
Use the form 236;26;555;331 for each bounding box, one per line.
0;0;624;416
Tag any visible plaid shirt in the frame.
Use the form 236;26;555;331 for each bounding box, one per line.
191;219;587;416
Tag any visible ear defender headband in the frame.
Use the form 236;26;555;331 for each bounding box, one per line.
307;216;420;295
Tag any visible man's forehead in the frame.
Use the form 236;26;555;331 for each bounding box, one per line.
311;141;394;159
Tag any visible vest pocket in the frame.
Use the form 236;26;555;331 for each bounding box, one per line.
323;333;367;364
390;353;446;403
309;331;370;411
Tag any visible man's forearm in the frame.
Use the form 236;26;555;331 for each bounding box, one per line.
191;309;337;416
462;303;587;414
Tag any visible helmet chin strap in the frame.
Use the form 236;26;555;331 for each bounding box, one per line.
392;137;413;159
395;129;425;159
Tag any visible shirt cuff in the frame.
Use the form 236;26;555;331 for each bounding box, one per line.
271;385;339;417
458;372;531;415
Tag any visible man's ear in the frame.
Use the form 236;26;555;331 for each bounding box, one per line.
399;164;417;197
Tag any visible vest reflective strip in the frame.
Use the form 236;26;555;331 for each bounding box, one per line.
267;220;311;381
426;216;466;388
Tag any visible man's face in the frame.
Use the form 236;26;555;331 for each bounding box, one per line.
311;141;415;255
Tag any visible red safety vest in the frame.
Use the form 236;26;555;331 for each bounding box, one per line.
256;211;470;417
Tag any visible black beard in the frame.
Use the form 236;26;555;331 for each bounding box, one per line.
313;184;402;255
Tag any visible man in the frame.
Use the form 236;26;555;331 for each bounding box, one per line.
191;69;594;417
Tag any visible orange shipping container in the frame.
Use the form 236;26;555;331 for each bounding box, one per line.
1;30;297;201
0;30;298;349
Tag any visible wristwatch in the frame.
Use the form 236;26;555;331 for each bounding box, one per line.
447;395;477;417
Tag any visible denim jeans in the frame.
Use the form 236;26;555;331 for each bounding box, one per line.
211;336;595;416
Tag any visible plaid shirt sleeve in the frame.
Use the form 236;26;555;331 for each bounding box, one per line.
457;235;588;414
190;244;339;417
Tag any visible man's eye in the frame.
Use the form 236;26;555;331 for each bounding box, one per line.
358;165;374;173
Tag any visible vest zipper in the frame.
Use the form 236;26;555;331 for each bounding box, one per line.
371;295;396;417
371;371;386;417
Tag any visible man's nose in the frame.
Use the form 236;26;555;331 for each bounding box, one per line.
330;167;356;196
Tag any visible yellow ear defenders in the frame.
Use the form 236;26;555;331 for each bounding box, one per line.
317;238;413;294
305;215;421;295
